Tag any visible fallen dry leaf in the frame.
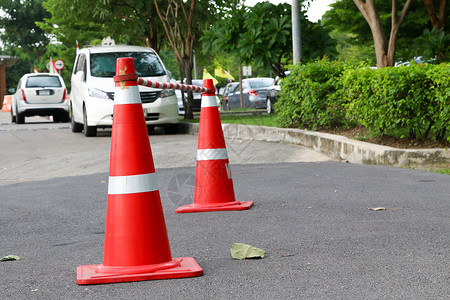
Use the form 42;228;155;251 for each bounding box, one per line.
368;207;387;211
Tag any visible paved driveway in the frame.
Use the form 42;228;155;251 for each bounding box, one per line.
0;112;448;299
0;111;331;186
1;162;449;299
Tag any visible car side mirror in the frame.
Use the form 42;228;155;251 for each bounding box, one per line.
76;70;86;82
8;88;16;94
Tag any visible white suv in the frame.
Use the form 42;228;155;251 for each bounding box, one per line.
70;45;179;136
10;73;69;124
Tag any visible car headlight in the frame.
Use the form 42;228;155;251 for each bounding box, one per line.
88;88;111;100
160;89;175;98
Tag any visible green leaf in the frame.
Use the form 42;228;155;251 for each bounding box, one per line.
230;243;265;260
1;255;22;261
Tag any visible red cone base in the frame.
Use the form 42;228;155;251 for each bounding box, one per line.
175;200;253;213
77;257;203;285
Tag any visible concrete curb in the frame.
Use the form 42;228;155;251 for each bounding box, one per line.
179;122;450;168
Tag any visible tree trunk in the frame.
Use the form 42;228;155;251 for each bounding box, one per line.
353;0;389;68
423;0;448;31
145;18;160;53
180;57;194;119
154;0;196;119
353;0;412;68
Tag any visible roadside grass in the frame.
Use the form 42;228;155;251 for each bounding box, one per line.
433;168;450;175
180;113;278;127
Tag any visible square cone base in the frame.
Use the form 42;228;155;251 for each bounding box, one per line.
77;257;203;285
175;201;254;213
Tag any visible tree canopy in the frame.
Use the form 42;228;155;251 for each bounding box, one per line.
323;0;448;66
201;1;337;77
0;0;52;86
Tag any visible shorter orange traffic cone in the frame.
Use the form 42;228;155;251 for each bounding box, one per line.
175;79;254;213
1;95;12;112
77;57;203;284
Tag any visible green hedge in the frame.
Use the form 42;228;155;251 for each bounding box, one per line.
275;59;450;142
276;59;351;129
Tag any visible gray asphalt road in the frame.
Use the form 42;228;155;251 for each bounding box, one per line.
1;163;449;299
1;112;449;299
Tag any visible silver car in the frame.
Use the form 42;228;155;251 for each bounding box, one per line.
10;73;69;124
226;77;274;110
266;71;290;114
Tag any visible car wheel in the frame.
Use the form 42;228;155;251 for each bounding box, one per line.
146;125;155;133
266;99;273;114
62;111;70;122
10;110;16;123
71;105;83;132
83;106;97;137
16;111;25;124
164;124;178;134
53;113;61;122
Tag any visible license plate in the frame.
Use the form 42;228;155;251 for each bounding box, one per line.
39;90;51;95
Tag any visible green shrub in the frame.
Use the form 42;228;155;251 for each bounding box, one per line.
275;58;352;130
344;63;449;141
275;58;449;143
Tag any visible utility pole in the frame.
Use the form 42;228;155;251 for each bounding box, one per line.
193;50;197;80
292;0;302;64
239;64;244;109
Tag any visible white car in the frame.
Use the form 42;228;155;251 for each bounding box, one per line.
70;45;179;136
10;73;69;124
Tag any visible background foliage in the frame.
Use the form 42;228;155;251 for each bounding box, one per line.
275;58;350;129
276;59;449;143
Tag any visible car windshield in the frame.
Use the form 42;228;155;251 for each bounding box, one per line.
248;79;274;89
26;76;62;88
90;51;166;77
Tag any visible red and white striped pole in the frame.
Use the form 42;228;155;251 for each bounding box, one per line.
77;57;203;284
175;79;254;213
138;78;211;93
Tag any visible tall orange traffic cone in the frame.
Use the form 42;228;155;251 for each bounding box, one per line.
175;79;254;213
77;57;203;285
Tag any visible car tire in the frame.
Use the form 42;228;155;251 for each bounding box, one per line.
62;111;70;122
146;125;155;133
11;110;16;123
266;99;273;114
83;106;97;137
164;124;178;134
71;105;83;133
53;113;61;122
16;111;25;124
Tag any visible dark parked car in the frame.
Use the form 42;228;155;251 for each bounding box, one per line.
220;82;239;110
265;71;290;114
225;78;274;110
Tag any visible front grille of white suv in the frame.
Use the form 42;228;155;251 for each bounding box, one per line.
107;91;160;103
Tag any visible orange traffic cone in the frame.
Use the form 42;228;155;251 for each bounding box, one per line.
1;95;12;112
77;57;203;285
175;79;254;213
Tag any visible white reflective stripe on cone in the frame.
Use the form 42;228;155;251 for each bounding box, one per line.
201;96;218;107
114;87;141;104
108;173;159;195
197;148;228;161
